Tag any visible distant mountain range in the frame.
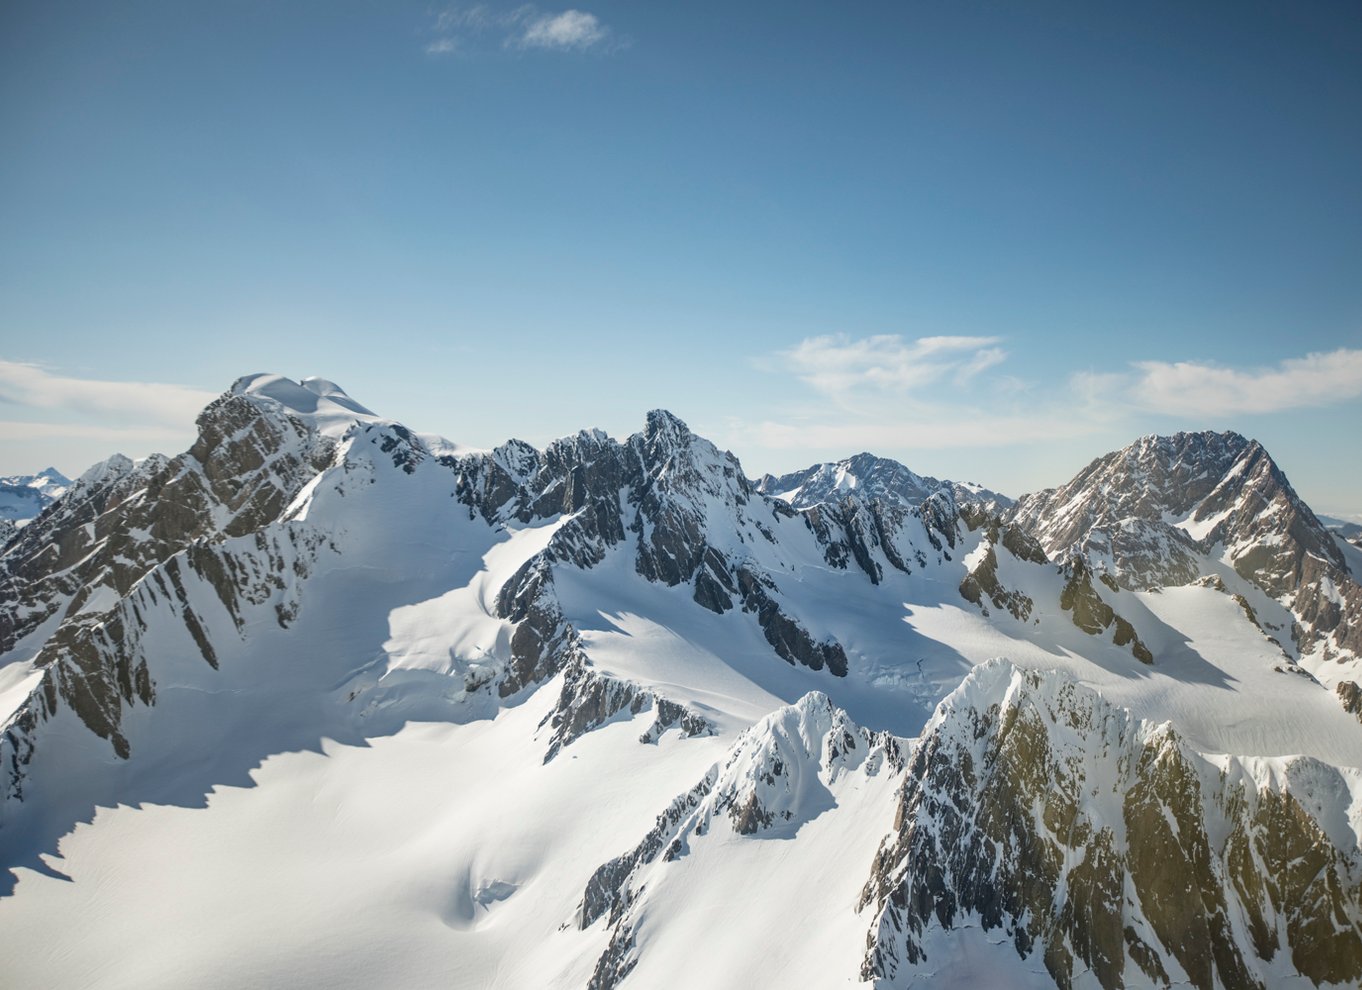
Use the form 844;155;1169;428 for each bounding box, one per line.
0;468;70;546
1321;513;1362;548
2;375;1360;990
756;450;1012;514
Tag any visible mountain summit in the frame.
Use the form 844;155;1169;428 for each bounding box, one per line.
1009;430;1362;670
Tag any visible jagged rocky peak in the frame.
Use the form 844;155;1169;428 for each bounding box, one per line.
862;660;1362;990
1008;429;1362;666
1008;430;1307;581
578;691;904;989
0;374;383;768
453;407;855;681
758;450;1011;513
643;407;690;447
451;408;748;530
639;408;750;505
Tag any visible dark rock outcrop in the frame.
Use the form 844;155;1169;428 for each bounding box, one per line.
861;663;1362;990
0;386;341;785
538;652;714;762
958;517;1048;623
1056;555;1154;663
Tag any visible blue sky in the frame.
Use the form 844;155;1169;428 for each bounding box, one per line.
2;1;1360;515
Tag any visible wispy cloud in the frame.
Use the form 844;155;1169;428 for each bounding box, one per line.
514;10;607;50
752;332;1106;451
425;5;618;56
433;4;497;34
749;409;1107;453
778;333;1007;398
752;336;1362;458
0;360;215;428
0;420;195;443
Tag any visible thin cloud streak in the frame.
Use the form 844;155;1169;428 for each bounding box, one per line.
0;361;215;428
954;346;1007;385
753;337;1362;461
0;420;195;443
425;37;459;55
778;333;1006;397
751;411;1108;452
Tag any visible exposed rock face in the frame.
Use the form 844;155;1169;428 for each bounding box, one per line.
861;662;1362;990
0;388;336;657
802;490;962;586
733;564;849;676
958;513;1048;622
1337;681;1362;723
494;555;575;699
757;452;1011;515
1009;431;1242;590
954;509;1155;662
579;692;904;990
1009;431;1362;666
1058;555;1154;663
1;380;435;802
448;409;858;682
539;651;714;762
0;384;342;791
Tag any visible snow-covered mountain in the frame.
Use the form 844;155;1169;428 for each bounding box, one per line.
1322;514;1362;549
863;662;1362;989
2;377;1361;989
0;467;69;505
0;467;70;534
1008;431;1362;689
757;451;1012;514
